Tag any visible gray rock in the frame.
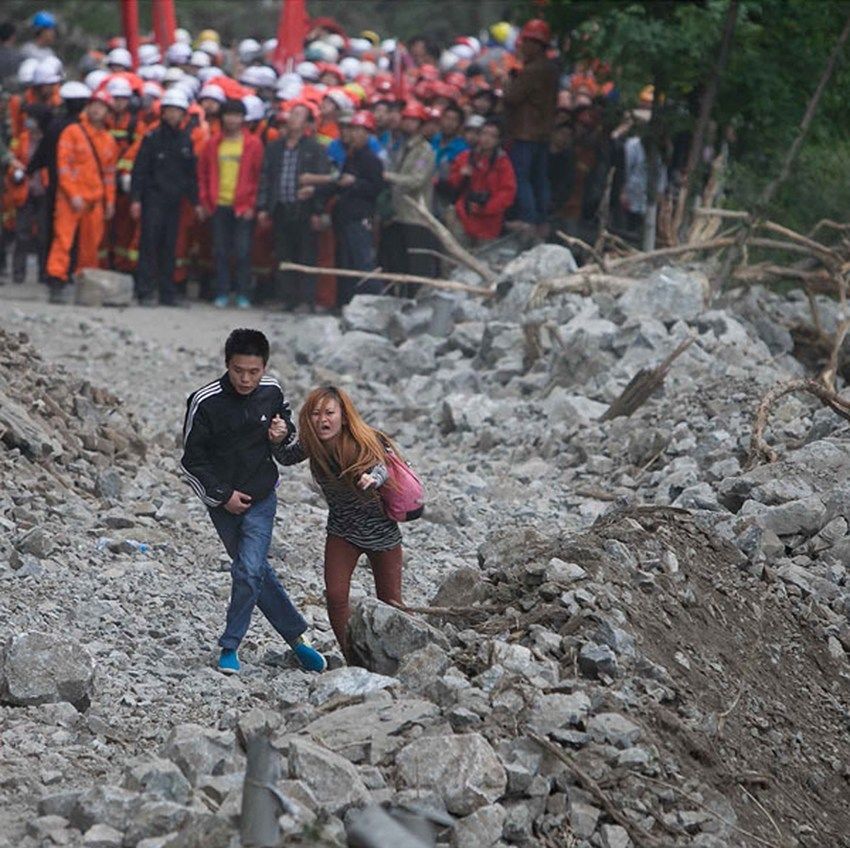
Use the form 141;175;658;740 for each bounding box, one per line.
396;644;452;697
69;786;137;832
569;800;601;839
600;823;631;848
542;389;608;425
308;666;398;706
396;732;507;815
348;598;451;676
441;394;500;433
123;756;192;804
544;557;587;584
75;268;134;307
617;266;707;323
160;724;240;786
578;643;619;679
81;823;123;848
0;631;95;710
430;567;493;607
527;692;591;734
287;736;370;814
587;712;642;749
342;294;408;336
451;803;505;848
95;469;124;501
500;244;577;286
320;331;396;377
123;800;192;847
345;804;434;848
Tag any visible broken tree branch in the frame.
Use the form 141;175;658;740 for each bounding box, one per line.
601;336;697;421
556;230;608;271
748;378;850;466
401;196;497;285
278;261;495;297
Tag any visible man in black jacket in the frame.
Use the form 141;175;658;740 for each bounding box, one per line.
130;89;201;306
332;110;384;306
256;103;330;311
180;328;327;675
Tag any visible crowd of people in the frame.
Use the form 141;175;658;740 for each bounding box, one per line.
0;10;681;310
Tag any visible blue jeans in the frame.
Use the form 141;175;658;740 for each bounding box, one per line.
212;206;253;298
509;140;550;225
209;490;307;650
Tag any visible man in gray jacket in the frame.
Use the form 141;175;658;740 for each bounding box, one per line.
379;100;437;289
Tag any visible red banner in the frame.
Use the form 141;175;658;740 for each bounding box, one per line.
120;0;139;69
274;0;308;71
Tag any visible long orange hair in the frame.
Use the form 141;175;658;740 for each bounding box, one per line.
298;386;400;489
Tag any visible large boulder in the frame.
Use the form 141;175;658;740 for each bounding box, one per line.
308;666;399;706
348;598;451;676
0;632;95;710
318;331;397;379
75;268;134;307
286;737;370;814
617;266;707;323
160;724;242;786
396;732;507;815
342;294;410;336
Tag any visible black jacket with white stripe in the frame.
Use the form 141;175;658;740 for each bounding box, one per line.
180;374;297;509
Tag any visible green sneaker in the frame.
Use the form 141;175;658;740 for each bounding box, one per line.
292;637;327;672
218;648;240;675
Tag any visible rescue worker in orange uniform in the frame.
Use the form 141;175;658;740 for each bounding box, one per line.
45;90;118;303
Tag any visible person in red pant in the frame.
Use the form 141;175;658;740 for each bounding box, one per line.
45;90;118;303
446;119;517;245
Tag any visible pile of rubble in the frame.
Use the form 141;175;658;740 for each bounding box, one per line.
2;243;850;848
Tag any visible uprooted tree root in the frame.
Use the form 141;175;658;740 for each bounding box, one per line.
748;377;850;466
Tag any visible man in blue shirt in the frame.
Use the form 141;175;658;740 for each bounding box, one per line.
431;103;468;219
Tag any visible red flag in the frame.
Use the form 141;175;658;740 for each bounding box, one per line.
152;0;177;51
393;45;409;103
274;0;308;71
120;0;139;70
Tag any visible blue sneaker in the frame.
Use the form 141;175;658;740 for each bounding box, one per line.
218;648;240;675
293;637;327;672
213;295;229;309
235;295;251;310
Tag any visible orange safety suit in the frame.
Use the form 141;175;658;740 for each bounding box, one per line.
46;114;118;282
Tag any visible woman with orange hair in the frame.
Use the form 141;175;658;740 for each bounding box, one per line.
281;386;404;658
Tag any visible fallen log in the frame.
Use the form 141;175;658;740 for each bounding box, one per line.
278;261;495;297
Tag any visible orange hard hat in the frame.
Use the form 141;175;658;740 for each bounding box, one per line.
401;100;428;121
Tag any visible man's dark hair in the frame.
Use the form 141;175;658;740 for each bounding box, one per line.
443;103;464;121
0;22;16;42
225;329;270;364
483;118;503;135
221;98;246;116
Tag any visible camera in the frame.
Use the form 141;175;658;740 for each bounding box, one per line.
12;168;25;186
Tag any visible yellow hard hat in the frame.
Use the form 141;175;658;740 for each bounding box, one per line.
196;29;220;47
490;22;511;45
361;30;380;47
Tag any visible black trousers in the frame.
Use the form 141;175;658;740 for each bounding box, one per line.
335;218;380;306
137;194;181;303
273;204;317;307
13;194;48;282
379;221;437;297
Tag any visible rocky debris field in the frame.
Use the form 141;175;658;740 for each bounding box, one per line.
1;244;850;848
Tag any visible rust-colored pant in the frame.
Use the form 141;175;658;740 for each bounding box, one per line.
324;534;403;656
47;193;104;282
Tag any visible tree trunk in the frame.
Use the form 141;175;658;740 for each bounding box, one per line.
671;0;740;242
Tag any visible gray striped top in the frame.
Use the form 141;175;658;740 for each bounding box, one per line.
278;442;402;551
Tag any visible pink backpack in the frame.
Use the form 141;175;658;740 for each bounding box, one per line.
380;450;425;522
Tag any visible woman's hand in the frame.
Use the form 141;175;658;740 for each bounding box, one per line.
357;472;378;490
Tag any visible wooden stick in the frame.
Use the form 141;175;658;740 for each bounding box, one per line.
748;378;850;465
594;167;616;253
278;261;495;297
556;230;608;271
528;734;665;848
400;196;497;285
739;784;785;843
819;317;850;390
408;247;462;267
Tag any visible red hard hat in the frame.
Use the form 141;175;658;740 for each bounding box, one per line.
445;71;466;89
418;64;439;82
401;101;428;121
90;89;113;106
520;18;551;44
350;109;376;131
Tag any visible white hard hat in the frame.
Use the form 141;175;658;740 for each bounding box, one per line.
33;58;64;86
263;38;278;56
339;57;361;80
161;88;190;110
380;38;397;54
142;81;163;99
305;41;338;63
242;94;266;123
176;75;200;96
106;76;134;98
59;80;92;101
198;66;224;83
324;88;352;112
254;66;278;89
138;44;161;66
198;39;220;57
239;65;264;88
174;28;191;44
439;50;460;73
296;61;319;82
238;38;262;63
377;56;390;71
138;63;166;82
199;83;226;103
326;34;345;51
276;73;302;100
85;69;110;91
106;47;133;69
190;50;211;68
165;42;192;65
348;38;371;57
18;57;40;86
359;60;377;77
163;67;186;85
449;44;475;61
